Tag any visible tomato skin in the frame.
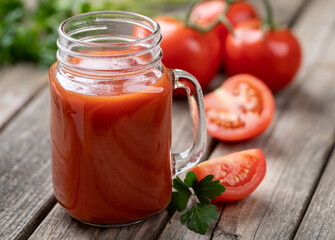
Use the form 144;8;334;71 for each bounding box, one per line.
226;1;258;26
155;17;221;93
189;0;258;65
204;74;275;142
225;19;302;92
191;149;266;201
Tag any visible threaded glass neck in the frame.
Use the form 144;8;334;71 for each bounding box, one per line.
56;11;162;76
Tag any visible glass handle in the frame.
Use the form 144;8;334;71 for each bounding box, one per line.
171;69;207;175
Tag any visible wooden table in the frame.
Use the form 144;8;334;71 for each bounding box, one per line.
1;0;335;239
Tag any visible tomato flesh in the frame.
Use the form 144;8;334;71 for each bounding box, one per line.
191;149;266;201
204;74;275;142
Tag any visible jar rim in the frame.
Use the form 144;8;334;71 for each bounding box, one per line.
58;11;161;47
56;11;163;76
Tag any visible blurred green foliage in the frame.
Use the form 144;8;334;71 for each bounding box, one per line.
0;0;189;68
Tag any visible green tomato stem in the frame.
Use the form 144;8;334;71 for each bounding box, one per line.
262;0;276;29
219;13;235;36
185;0;235;35
184;0;201;28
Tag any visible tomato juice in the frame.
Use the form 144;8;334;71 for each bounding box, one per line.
49;58;173;225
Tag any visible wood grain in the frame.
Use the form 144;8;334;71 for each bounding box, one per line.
0;64;48;131
292;0;335;238
293;148;335;240
0;88;56;240
29;204;170;240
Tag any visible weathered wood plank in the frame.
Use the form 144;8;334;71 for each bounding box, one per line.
293;148;335;240
0;88;56;240
29;204;170;240
292;2;335;238
0;64;48;131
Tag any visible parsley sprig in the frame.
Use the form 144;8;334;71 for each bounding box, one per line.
169;171;225;234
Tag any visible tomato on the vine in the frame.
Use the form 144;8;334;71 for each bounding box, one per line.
226;1;258;26
204;74;275;142
191;149;266;202
189;0;258;64
224;8;302;92
155;16;221;93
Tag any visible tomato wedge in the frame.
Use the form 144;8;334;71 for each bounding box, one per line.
191;149;266;201
204;74;275;141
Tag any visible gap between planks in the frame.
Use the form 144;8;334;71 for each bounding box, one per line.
0;87;58;240
293;134;335;239
292;134;335;240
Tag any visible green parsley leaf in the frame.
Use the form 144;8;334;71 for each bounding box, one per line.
169;191;191;212
184;171;198;188
181;203;219;235
169;177;192;211
194;175;226;204
169;171;226;235
172;176;192;193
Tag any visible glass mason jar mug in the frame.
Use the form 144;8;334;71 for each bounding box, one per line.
50;11;206;227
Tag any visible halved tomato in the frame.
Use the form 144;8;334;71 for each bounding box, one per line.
191;149;266;201
204;74;275;141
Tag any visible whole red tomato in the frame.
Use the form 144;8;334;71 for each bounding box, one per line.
155;16;221;93
189;0;258;64
225;19;302;92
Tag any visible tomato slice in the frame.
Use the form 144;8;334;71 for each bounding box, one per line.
204;74;275;141
191;149;266;201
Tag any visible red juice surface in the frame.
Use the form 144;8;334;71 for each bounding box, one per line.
49;57;172;225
